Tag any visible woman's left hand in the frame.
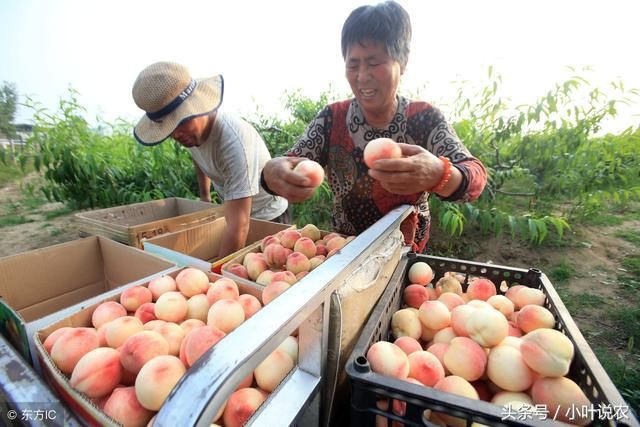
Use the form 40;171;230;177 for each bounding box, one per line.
367;143;443;195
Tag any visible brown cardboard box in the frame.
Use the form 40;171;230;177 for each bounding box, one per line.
34;267;264;427
75;197;223;248
143;217;293;274
0;236;175;367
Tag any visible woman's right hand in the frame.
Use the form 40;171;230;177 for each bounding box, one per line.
262;157;319;203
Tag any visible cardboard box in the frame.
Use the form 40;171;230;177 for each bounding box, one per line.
143;217;293;273
34;267;264;427
75;197;223;248
0;236;175;367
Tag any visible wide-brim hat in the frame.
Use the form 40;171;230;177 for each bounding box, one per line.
132;61;224;146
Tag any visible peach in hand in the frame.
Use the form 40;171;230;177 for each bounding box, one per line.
363;138;402;168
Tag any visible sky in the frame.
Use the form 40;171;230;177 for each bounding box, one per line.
1;0;639;133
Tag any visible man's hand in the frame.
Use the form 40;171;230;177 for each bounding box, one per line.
263;157;319;203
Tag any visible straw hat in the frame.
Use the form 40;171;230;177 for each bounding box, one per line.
132;61;224;146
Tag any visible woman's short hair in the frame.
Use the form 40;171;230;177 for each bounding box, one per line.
341;1;412;68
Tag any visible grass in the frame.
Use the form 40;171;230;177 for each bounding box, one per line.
0;215;34;228
621;256;640;276
548;260;577;284
592;347;640;415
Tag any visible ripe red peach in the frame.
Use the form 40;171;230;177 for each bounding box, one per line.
394;336;423;356
326;236;347;252
50;328;99;374
403;284;430;308
270;270;297;285
186;293;211;322
103;386;155;427
444;336;487;382
92;301;127;329
227;262;249;280
315;244;328;257
516;305;555;333
180;318;206;335
154;291;188;323
134;302;157;324
407;351;445;387
293;159;325;187
182;325;226;367
435;272;463;296
152;322;185;356
254;348;295;392
238;294;262;319
466;278;497;301
280;230;302;249
504;284;525;302
147;275;177;301
486;345;534;392
69;347;122;398
363;137;402;168
486;295;515;319
300;224;321;241
43;327;73;354
206;277;240;305
437;292;465;311
513;287;546;309
418;300;451;331
366;341;410;379
264;243;290;269
175;267;209;297
222;387;269;427
285;252;311;275
450;304;475;337
530;377;592;425
120;331;169;374
262;280;291;305
520;328;574;377
465;307;509;347
135;355;186;411
120;286;153;312
407;261;434;286
293;237;317;259
104;316;144;349
207;299;245;333
260;235;280;252
425;342;450;375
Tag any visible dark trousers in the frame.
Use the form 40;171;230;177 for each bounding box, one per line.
270;206;292;225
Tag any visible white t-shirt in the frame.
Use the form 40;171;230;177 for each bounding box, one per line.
189;110;288;220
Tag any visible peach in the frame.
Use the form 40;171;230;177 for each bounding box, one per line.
285;252;310;275
104;316;144;349
154;291;188;323
120;331;169;374
435;272;463;296
315;244;328;257
299;224;321;241
418;300;451;330
486;345;534;392
135;355;186;411
520;328;574;377
323;232;341;242
182;325;226;367
437;292;465;311
501;336;524;350
277;336;299;364
134;302;157;324
394;336;423;355
433;375;479;427
147;275;177;301
206;277;240;304
366;341;410;379
120;286;153;312
403;284;430;309
444;336;487;381
92;301;127;329
516;305;555;333
465;307;509;347
69;347;122;398
43;327;73;354
143;319;166;331
491;391;533;407
207;299;245;333
51;327;99;374
254;348;295;392
245;256;269;281
262;280;291;305
103;386;155;427
432;326;457;344
391;308;422;340
293;237;317;259
280;230;302;249
486;295;515;319
513;287;546;309
238;294;263;319
466;278;497;301
530;377;592;425
227;262;249;280
426;342;450;375
242;252;261;268
263;243;290;269
222;387;268;427
407;261;434;286
363;137;402;168
508;320;523;337
450;304;475;337
260;235;280;252
420;326;439;342
466;299;493;310
407;351;445;387
152;322;185;356
293;159;325;187
175;267;209;297
309;255;326;270
326;236;347;252
180;318;206;335
256;269;276;286
270;270;297;285
121;367;138;386
186;293;211;322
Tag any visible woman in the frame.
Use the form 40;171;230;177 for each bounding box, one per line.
261;1;486;252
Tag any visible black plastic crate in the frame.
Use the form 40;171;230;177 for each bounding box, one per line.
345;253;639;427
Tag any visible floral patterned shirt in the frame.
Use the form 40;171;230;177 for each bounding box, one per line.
288;96;487;251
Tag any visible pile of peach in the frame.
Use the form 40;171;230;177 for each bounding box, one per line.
366;261;592;426
42;267;298;427
225;224;353;303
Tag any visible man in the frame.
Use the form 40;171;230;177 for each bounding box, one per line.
132;61;289;257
